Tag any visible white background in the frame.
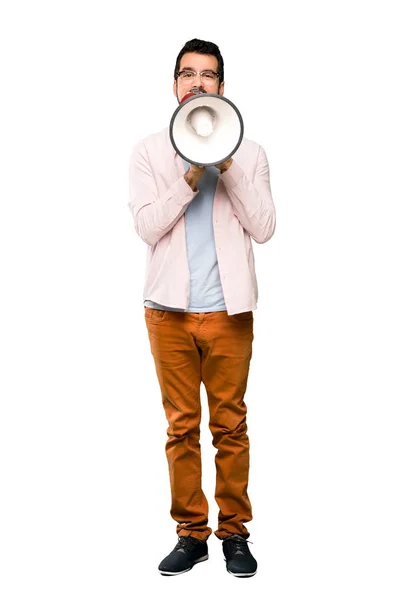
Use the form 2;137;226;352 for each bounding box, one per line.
1;0;399;598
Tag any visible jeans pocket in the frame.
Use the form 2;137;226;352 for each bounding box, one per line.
145;307;169;322
230;311;253;323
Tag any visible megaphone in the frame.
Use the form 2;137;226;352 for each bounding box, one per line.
169;92;244;167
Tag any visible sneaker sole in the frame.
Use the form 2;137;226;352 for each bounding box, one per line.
227;568;257;577
159;554;209;576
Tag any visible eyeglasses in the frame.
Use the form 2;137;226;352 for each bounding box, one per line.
177;70;219;84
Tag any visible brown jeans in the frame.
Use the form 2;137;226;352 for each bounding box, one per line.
144;307;254;542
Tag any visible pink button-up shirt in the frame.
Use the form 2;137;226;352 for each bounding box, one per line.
128;127;276;316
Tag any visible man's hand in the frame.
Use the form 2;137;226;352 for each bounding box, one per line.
184;164;206;191
216;158;233;174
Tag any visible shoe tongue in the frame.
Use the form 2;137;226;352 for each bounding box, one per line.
231;535;245;554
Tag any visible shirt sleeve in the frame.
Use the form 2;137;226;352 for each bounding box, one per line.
128;139;198;246
220;145;276;244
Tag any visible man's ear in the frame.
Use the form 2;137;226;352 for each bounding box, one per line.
173;80;177;97
219;81;225;96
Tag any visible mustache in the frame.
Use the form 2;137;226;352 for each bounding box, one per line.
190;86;207;94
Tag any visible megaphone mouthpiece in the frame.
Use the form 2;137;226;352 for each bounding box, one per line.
180;88;207;104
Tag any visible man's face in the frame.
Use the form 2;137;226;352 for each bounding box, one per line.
173;52;224;103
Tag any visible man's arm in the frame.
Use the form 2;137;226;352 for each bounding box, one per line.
219;146;276;244
128;140;199;246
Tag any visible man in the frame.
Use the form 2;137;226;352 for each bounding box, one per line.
128;39;276;577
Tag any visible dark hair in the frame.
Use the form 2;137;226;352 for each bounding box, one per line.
174;38;224;82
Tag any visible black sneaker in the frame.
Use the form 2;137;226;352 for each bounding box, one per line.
222;534;257;577
158;536;209;576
